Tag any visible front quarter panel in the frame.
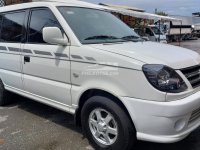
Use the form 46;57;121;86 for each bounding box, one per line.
70;45;166;108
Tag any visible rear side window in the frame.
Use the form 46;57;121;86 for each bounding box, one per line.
0;11;25;42
28;9;61;43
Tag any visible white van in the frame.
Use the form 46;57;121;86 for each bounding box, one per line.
145;25;167;43
0;1;200;150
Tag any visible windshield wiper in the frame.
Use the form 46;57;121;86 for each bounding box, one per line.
83;35;143;44
84;35;118;41
121;35;143;42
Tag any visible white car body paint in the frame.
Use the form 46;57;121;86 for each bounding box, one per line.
0;0;200;144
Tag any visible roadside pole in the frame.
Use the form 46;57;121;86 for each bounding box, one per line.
159;20;161;42
179;20;182;46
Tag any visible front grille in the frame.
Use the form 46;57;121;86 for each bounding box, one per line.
189;107;200;124
181;65;200;88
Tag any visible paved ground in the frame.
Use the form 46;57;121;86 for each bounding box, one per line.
171;38;200;53
0;39;200;150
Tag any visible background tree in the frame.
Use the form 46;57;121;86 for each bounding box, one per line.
155;9;168;16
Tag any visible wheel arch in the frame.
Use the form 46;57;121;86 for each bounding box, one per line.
75;89;135;129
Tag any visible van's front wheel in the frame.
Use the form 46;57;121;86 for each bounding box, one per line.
81;96;136;150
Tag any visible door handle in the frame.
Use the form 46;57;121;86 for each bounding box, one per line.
24;56;30;64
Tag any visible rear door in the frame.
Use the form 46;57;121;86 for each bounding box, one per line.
22;8;71;106
0;11;26;90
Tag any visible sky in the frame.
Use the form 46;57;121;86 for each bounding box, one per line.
83;0;200;16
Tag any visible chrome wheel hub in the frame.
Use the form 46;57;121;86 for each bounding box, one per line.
97;121;107;132
89;108;118;146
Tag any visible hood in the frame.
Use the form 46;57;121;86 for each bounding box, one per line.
89;41;200;69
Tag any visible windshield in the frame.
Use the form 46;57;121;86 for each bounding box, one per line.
58;7;140;44
151;27;164;35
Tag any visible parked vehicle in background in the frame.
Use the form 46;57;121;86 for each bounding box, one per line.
1;1;200;150
144;25;167;43
192;15;200;38
160;16;194;42
133;28;149;41
193;24;200;38
167;21;192;42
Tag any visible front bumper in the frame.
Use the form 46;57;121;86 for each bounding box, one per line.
121;91;200;143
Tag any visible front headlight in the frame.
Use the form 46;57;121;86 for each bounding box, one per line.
142;64;187;93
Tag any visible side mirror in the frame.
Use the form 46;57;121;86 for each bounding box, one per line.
43;27;69;46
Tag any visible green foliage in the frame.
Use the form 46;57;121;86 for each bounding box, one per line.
155;11;168;16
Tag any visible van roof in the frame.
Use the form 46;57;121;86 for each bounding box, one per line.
0;0;106;13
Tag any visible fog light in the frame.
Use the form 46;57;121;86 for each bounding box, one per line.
174;119;186;132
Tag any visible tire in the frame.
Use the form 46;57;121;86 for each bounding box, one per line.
0;80;9;106
81;96;136;150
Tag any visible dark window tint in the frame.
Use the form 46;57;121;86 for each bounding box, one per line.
28;9;60;43
1;12;25;42
146;28;154;36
